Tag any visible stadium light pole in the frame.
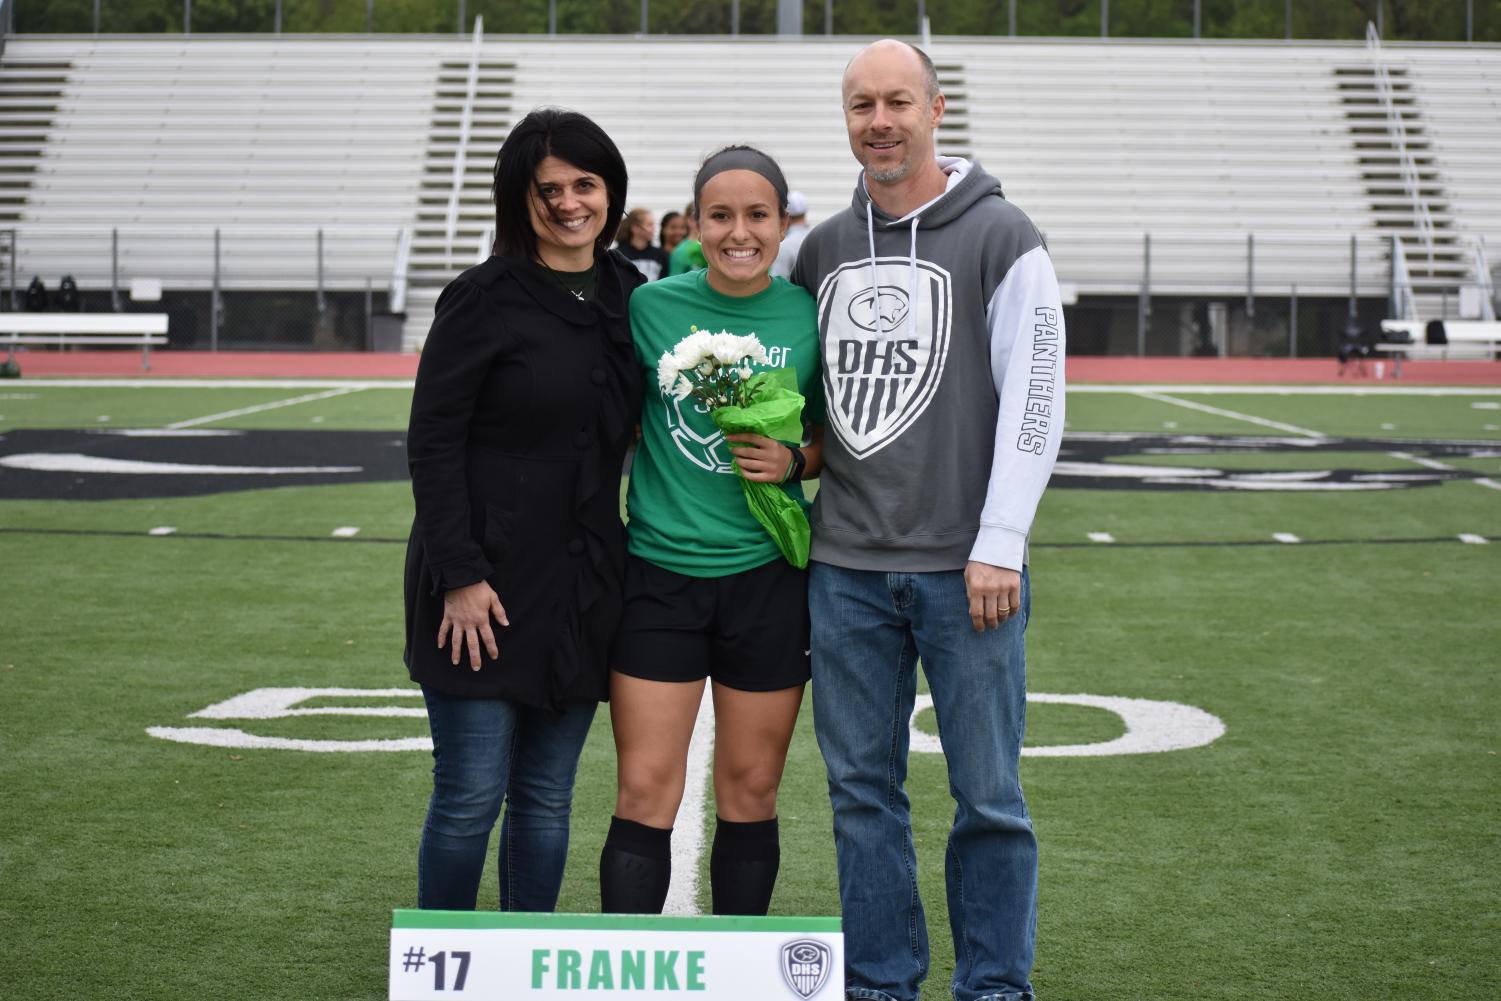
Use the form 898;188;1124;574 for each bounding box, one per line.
1009;0;1016;36
1101;0;1108;38
1285;0;1292;39
641;0;647;35
184;0;190;35
732;0;739;36
1468;0;1474;42
826;0;832;35
1193;0;1200;38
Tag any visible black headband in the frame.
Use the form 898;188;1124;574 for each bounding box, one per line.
692;147;789;216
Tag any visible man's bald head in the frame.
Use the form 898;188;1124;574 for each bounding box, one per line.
843;39;941;104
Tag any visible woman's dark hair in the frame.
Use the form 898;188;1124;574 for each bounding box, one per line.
491;107;628;261
658;211;682;246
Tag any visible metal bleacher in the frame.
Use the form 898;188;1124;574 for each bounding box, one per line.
1;32;1498;351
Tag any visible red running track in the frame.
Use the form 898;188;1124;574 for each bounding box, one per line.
6;350;1501;385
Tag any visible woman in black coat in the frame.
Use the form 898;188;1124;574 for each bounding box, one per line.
403;108;644;911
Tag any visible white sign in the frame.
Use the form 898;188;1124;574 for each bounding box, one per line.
389;912;842;1001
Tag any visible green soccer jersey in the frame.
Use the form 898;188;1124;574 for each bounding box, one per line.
627;270;825;577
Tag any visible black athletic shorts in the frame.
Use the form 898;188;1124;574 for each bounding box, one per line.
612;554;811;692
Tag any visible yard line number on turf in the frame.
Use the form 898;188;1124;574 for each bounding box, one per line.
147;687;1225;758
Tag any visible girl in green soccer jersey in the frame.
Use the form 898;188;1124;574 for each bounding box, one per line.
599;147;825;916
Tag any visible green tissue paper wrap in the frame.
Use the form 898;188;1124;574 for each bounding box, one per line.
710;368;811;569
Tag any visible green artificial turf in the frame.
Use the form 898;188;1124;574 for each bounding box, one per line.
1;383;1498;1000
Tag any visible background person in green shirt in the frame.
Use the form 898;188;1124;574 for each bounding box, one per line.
666;200;707;275
600;146;825;917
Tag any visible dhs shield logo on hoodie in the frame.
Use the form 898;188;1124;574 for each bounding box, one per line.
779;939;832;998
815;258;952;460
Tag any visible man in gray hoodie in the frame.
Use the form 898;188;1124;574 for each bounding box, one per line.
791;39;1064;1001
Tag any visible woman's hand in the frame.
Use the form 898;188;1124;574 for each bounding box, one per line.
438;581;509;671
725;433;792;483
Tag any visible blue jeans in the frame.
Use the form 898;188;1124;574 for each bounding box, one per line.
418;686;597;911
809;563;1037;1001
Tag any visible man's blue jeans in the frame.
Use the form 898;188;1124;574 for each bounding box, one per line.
809;563;1037;1001
418;686;596;911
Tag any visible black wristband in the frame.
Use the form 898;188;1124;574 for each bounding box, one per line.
784;446;807;483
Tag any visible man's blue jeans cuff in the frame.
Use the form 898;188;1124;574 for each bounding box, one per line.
846;990;900;1001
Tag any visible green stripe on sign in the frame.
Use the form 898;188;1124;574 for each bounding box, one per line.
392;910;841;933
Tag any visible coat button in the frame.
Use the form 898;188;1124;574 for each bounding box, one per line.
567;539;585;556
590;368;607;385
573;430;590;448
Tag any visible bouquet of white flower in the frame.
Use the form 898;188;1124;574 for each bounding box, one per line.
657;327;810;568
656;329;770;408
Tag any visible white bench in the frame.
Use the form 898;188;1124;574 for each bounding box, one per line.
2;313;170;370
1373;319;1501;378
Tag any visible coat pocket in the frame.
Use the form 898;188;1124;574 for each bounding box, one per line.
481;502;517;569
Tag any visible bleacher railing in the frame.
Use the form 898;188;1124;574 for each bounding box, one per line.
1365;22;1437;270
445;15;483;271
1475;239;1498;323
5;224;407;350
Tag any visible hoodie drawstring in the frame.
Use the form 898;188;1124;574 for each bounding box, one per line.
864;197;924;345
865;203;882;338
907;217;920;344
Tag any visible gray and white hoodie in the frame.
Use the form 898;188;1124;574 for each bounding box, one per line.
792;157;1064;572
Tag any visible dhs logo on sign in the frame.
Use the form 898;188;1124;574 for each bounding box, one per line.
815;259;952;460
779;939;832;999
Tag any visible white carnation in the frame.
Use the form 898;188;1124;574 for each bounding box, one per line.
740;333;769;365
672;330;714;369
672;374;694;401
656;351;682;395
711;332;748;366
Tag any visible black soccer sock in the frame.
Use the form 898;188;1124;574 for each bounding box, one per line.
600;816;673;914
709;816;781;916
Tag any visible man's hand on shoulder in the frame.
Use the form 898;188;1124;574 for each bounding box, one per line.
963;561;1020;632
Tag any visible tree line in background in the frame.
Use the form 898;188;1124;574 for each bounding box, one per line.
12;0;1500;41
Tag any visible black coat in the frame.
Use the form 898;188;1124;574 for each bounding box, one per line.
403;252;645;706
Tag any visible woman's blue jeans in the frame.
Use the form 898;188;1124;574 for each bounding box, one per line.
809;563;1037;1001
418;686;597;912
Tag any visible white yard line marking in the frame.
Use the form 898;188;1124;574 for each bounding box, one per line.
331;527;361;538
9;379;1493;397
664;688;715;916
1458;534;1489;544
148;526;177;536
164;387;362;430
1087;532;1116;543
10;379;412;389
1136;391;1326;438
1388;450;1501;493
1273;533;1301;544
1070;385;1501;396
